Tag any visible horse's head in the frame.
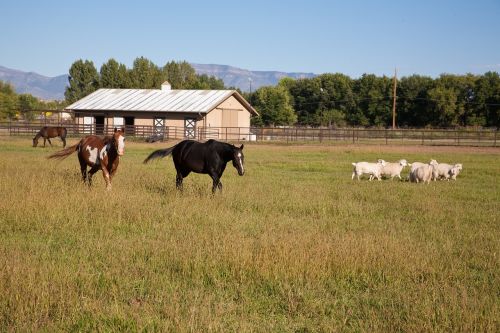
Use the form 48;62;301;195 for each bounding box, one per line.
32;133;41;147
112;127;126;156
231;144;245;176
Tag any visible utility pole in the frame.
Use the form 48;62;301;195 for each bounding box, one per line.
392;68;397;129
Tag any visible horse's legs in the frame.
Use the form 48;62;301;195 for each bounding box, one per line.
209;173;220;193
101;166;112;190
87;165;100;187
47;138;52;146
175;173;183;190
78;155;88;182
61;136;66;148
212;177;222;193
175;166;190;191
106;164;121;190
43;138;46;147
208;167;225;193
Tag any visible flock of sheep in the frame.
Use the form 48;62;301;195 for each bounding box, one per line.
351;159;463;184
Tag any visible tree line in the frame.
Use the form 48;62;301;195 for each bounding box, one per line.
247;72;500;128
64;57;226;104
0;81;66;120
1;56;499;129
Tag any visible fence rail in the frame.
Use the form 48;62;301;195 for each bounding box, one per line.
0;121;497;147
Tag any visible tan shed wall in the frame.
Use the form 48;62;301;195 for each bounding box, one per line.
203;96;252;140
133;118;152;126
205;96;251;125
205;108;222;127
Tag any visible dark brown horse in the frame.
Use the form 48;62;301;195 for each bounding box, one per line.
144;139;244;193
33;126;67;148
48;128;125;190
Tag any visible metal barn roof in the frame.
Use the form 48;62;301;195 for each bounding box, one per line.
65;88;258;115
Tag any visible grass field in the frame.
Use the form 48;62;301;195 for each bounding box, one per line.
0;136;499;332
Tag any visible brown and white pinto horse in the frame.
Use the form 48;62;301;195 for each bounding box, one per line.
33;126;67;147
48;128;125;190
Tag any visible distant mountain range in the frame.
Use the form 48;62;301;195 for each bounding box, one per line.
0;64;317;101
0;65;68;100
191;63;316;92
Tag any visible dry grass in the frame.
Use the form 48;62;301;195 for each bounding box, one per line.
0;137;499;332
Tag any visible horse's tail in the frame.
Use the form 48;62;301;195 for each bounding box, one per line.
143;145;176;164
47;142;79;160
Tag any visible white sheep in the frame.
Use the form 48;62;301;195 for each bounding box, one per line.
351;160;386;181
410;160;438;184
377;159;408;180
433;163;463;181
407;160;437;181
409;160;438;173
449;165;462;180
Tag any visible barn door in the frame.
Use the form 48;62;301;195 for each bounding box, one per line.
154;118;165;137
184;118;196;139
95;116;104;135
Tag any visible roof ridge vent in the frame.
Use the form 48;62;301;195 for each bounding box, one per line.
161;81;171;91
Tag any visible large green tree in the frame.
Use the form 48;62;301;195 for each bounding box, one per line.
189;74;225;90
18;94;39;120
433;74;478;127
100;58;130;88
250;86;297;126
0;81;18;119
316;73;355;127
353;74;392;127
129;57;166;89
163;61;197;89
65;60;100;104
427;85;458;127
397;75;434;127
287;77;323;125
474;71;500;127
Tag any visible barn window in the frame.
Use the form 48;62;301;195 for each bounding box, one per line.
83;116;93;134
154;118;165;137
114;117;124;127
185;118;196;138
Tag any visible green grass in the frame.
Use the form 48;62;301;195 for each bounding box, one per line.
0;137;499;332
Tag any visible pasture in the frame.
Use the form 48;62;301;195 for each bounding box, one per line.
0;136;498;332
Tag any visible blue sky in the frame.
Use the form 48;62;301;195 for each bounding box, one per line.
1;0;499;78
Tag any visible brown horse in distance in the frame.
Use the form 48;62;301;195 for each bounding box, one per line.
48;128;126;190
33;126;67;147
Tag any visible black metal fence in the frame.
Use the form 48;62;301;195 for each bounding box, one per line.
0;121;498;147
